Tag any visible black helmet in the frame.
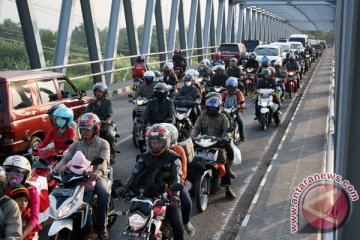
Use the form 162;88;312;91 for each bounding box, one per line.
136;55;144;62
261;68;272;77
93;82;108;95
286;52;292;59
0;166;7;197
154;83;169;100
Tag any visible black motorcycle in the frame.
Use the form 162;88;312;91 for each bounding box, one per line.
174;96;199;142
128;94;149;148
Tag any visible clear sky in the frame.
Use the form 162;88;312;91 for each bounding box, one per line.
0;0;227;31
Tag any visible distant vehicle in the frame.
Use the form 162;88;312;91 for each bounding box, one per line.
288;34;309;47
243;40;262;52
270;42;292;58
218;43;247;66
288;41;304;53
254;44;284;63
278;38;288;43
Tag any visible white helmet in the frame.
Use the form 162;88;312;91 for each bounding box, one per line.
213;64;225;72
3;155;32;178
163;62;173;71
274;60;282;67
144;71;155;83
185;69;199;77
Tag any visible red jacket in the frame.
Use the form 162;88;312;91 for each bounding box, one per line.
132;62;147;78
36;126;76;151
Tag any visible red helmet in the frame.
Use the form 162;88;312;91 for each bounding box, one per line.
78;113;101;135
214;51;222;60
173;48;180;55
145;124;171;157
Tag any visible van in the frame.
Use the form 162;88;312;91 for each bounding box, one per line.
0;71;91;159
288;34;309;47
254;44;284;64
218;43;247;66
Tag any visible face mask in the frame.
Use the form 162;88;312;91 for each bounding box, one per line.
155;92;165;101
56;119;67;128
185;82;192;87
6;172;25;187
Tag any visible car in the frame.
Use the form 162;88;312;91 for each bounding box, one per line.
243;40;262;53
278;38;288;43
218;43;247;66
254;44;284;64
288;41;304;53
0;70;91;159
288;34;309;47
270;42;292;58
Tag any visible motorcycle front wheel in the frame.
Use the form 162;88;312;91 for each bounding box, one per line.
195;173;211;212
261;113;267;131
132;123;142;148
289;84;294;99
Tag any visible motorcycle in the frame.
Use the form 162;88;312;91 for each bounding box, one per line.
243;67;257;96
119;183;183;240
128;94;149;148
133;77;143;92
285;71;298;99
305;51;312;72
48;158;119;239
187;135;228;212
174;96;198;142
275;77;284;100
223;107;241;144
256;89;279;131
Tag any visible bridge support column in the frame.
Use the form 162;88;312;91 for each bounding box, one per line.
187;0;198;63
226;1;234;43
178;0;187;56
167;0;179;59
216;0;225;45
209;1;216;51
141;0;156;62
196;2;204;62
123;0;139;65
236;4;245;43
155;0;167;67
203;0;212;56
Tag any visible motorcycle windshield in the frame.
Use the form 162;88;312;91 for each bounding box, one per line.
129;199;153;216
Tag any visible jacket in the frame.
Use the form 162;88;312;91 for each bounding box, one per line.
169;145;187;183
124;151;182;197
245;60;259;69
133;82;155;99
132;62;147;78
285;61;299;72
36;126;76;151
85;98;113;122
162;73;178;87
142;98;175;125
172;55;187;67
257;78;276;90
55;136;110;178
176;85;200;101
191;113;230;139
226;67;242;78
210;74;228;87
0;196;22;240
221;90;245;110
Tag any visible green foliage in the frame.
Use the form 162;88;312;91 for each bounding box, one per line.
302;30;334;45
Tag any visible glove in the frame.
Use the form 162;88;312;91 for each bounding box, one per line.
170;196;181;206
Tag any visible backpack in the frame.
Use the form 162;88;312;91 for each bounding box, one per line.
133;62;146;77
0;197;11;238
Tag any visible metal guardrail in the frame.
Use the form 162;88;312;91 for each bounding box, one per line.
30;46;218;82
327;54;336;173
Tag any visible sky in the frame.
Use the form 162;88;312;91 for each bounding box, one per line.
0;0;229;31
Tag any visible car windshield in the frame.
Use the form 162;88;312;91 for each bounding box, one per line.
288;37;305;46
280;45;290;52
254;47;278;56
290;43;302;49
219;45;239;52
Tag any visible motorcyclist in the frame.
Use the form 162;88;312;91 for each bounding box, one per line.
211;51;225;66
244;52;259;70
273;60;286;100
54;113;111;240
3;155;40;239
162;63;179;90
221;77;246;142
159;123;195;236
47;103;80;139
197;59;213;80
285;54;301;90
257;56;271;74
282;52;292;66
132;55;149;80
255;69;281;127
84;82;116;164
210;65;228;87
239;51;248;64
176;74;201;124
305;44;313;55
120;125;184;240
226;58;243;79
172;48;187;73
131;70;155;99
153;70;161;84
191;97;237;198
0;166;22;239
35;106;76;152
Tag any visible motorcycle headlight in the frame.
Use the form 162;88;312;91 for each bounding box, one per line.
129;213;148;231
57;188;84;218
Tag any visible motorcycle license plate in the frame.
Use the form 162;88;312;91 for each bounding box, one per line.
195;150;214;160
120;230;149;240
52;188;74;197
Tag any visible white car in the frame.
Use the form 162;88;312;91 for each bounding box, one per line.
254;44;284;64
270;42;292;58
288;41;304;53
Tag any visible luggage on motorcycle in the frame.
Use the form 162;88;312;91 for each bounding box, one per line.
230;141;242;165
178;138;195;163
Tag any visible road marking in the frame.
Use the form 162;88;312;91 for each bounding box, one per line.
115;134;132;146
241;214;251;227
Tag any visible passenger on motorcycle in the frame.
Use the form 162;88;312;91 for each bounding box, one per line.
191;98;237;198
257;56;271;74
131;70;155;99
198;59;213;79
285;54;301;89
162;63;179;89
85;82;116;164
211;51;225;66
3;155;41;239
159;123;195;236
47;103;80;139
239;51;248;64
132;55;149;79
221;77;246;142
35;106;76;152
153;70;161;84
244;52;259;70
226;58;243;79
274;61;286;99
255;69;281;127
55;113;111;240
210;65;228;87
172;48;187;73
121;125;185;240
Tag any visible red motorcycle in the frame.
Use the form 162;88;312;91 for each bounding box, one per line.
243;67;257;96
285;71;298;99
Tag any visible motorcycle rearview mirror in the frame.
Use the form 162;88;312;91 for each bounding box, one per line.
91;157;104;165
226;127;235;133
169;183;183;192
63;139;74;145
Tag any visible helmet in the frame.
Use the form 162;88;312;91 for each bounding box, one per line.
294;50;299;55
286;52;292;59
0;166;7;197
144;70;155;84
160;123;178;144
289;54;295;61
136;55;144;62
183;75;194;87
163;63;173;75
200;59;211;66
249;52;257;60
78;113;101;135
173;48;180;55
3;155;32;180
154;82;169;100
261;68;272;77
274;60;282;67
206;97;222;116
213;64;225;72
268;66;276;75
205;92;222;101
47;103;66;126
240;51;247;59
214;51;222;60
153;70;161;83
261;56;270;65
93;82;108;96
53;107;74;127
185;69;199;78
230;58;238;66
145;124;171;157
226;77;238;88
